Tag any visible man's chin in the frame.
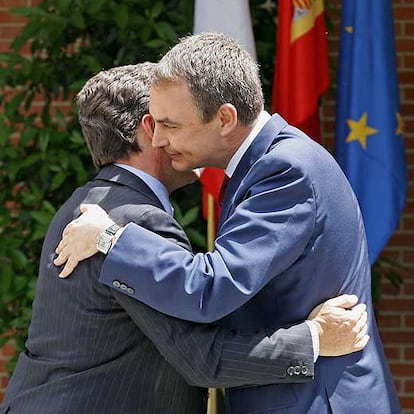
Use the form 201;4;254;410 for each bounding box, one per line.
171;160;193;173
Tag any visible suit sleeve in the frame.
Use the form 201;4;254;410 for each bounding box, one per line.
114;290;314;387
100;161;316;323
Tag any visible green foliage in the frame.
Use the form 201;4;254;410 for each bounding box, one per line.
0;0;197;366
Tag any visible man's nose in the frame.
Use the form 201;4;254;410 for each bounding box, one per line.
152;126;169;148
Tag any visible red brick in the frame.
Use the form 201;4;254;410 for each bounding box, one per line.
403;85;414;100
0;10;27;23
405;348;414;360
378;298;414;312
384;345;402;360
389;233;414;246
0;344;15;357
399;396;414;410
378;313;403;328
404;282;414;295
380;331;414;344
390;363;414;377
406;380;414;393
0;375;9;388
403;217;414;230
380;283;403;296
394;6;414;20
405;315;414;328
399;71;414;85
404;250;414;263
405;22;414;36
402;102;414;115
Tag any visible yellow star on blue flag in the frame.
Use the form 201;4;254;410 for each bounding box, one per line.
346;112;378;150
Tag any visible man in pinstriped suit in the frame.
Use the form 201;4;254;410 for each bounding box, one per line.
1;63;367;414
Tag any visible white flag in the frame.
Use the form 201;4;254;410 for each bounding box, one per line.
193;0;257;60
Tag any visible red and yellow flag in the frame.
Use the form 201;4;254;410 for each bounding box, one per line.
272;0;330;142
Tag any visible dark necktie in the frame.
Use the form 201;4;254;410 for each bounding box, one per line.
218;175;230;206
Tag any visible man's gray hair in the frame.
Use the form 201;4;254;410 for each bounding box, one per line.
153;32;264;126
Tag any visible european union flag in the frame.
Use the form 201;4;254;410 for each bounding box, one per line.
335;0;407;265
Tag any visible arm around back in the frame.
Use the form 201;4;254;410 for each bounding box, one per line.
115;291;314;388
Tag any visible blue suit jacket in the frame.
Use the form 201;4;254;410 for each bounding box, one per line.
100;115;401;413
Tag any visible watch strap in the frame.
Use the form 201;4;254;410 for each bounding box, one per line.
105;223;121;236
96;223;121;254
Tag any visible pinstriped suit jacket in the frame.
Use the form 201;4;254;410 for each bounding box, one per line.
0;165;313;414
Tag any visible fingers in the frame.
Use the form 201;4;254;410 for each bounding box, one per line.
352;308;368;343
55;222;77;258
54;247;68;266
62;222;72;236
338;304;369;352
323;294;359;309
80;204;88;213
55;221;77;256
354;334;370;351
355;319;368;342
307;303;323;320
80;204;94;213
79;204;107;217
58;257;79;279
341;304;366;327
351;303;367;315
352;305;367;330
315;296;371;356
54;242;79;278
55;239;64;256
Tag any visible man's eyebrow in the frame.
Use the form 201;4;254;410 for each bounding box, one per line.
154;117;178;125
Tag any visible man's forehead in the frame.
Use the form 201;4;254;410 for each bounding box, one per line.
149;82;195;115
150;78;190;93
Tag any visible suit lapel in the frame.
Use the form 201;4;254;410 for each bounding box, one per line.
218;114;288;226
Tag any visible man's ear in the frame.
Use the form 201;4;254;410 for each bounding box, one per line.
141;114;155;140
217;103;238;136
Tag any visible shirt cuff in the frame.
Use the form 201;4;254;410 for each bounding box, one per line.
109;225;127;251
305;320;319;362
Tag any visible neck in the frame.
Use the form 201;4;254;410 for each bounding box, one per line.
222;123;255;167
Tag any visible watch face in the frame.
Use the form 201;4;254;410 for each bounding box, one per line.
97;233;112;254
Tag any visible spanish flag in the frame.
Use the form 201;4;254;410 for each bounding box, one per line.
272;0;330;142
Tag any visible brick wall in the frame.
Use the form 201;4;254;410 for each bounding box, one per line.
0;0;413;411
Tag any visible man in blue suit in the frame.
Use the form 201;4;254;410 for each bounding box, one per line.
55;33;400;413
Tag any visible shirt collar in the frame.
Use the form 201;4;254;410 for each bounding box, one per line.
225;110;271;178
114;163;174;216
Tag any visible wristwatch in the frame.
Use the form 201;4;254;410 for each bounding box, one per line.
96;223;121;254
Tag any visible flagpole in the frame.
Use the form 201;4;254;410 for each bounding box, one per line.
206;193;216;251
206;193;218;414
